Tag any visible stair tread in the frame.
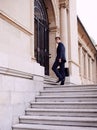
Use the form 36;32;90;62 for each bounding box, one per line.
26;108;97;112
44;84;97;88
20;115;97;121
13;81;97;130
36;95;97;98
31;102;97;105
41;89;97;92
13;124;97;130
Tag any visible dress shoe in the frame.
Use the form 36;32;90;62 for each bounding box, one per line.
56;79;61;83
60;80;65;85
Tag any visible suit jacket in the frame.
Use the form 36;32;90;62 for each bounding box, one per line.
56;42;66;62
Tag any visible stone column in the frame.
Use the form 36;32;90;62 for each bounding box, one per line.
59;1;68;67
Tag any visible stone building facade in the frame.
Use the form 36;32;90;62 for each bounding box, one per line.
78;18;97;84
0;0;97;130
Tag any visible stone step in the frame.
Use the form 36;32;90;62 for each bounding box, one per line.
19;116;97;127
44;77;57;84
44;75;55;80
25;108;97;117
44;78;56;82
40;90;97;96
44;85;97;91
31;102;97;109
42;89;97;92
43;83;73;87
44;84;97;87
12;124;97;130
44;81;58;85
35;95;97;102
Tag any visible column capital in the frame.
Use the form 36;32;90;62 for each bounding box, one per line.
49;26;59;32
59;0;69;8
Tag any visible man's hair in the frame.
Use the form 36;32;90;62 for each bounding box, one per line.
55;36;61;40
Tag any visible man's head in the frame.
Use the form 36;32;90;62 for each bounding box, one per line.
55;36;61;44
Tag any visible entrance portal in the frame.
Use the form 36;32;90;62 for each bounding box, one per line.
34;0;49;75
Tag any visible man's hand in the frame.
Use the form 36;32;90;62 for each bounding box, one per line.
59;59;61;63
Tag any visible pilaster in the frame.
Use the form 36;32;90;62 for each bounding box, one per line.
68;0;81;84
86;52;89;80
59;0;69;67
78;43;83;84
90;57;92;81
94;55;97;83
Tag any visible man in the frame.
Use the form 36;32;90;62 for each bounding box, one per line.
52;36;66;85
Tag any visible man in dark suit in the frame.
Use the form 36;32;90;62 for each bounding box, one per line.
52;36;66;85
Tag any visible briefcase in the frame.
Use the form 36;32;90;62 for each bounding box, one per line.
65;67;69;76
58;67;69;77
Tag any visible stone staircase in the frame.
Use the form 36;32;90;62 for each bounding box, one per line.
12;77;97;130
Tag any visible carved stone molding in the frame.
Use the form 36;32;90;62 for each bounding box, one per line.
0;66;33;79
0;10;33;36
49;26;59;32
59;0;69;8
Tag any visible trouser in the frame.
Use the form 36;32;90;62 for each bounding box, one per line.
52;59;65;81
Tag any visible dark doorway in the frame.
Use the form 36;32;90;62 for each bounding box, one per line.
34;0;49;75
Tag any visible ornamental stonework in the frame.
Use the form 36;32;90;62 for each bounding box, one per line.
59;0;69;8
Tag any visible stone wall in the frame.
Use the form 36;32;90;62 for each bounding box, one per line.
0;0;44;130
0;73;44;130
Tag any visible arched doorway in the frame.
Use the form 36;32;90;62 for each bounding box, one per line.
34;0;49;75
